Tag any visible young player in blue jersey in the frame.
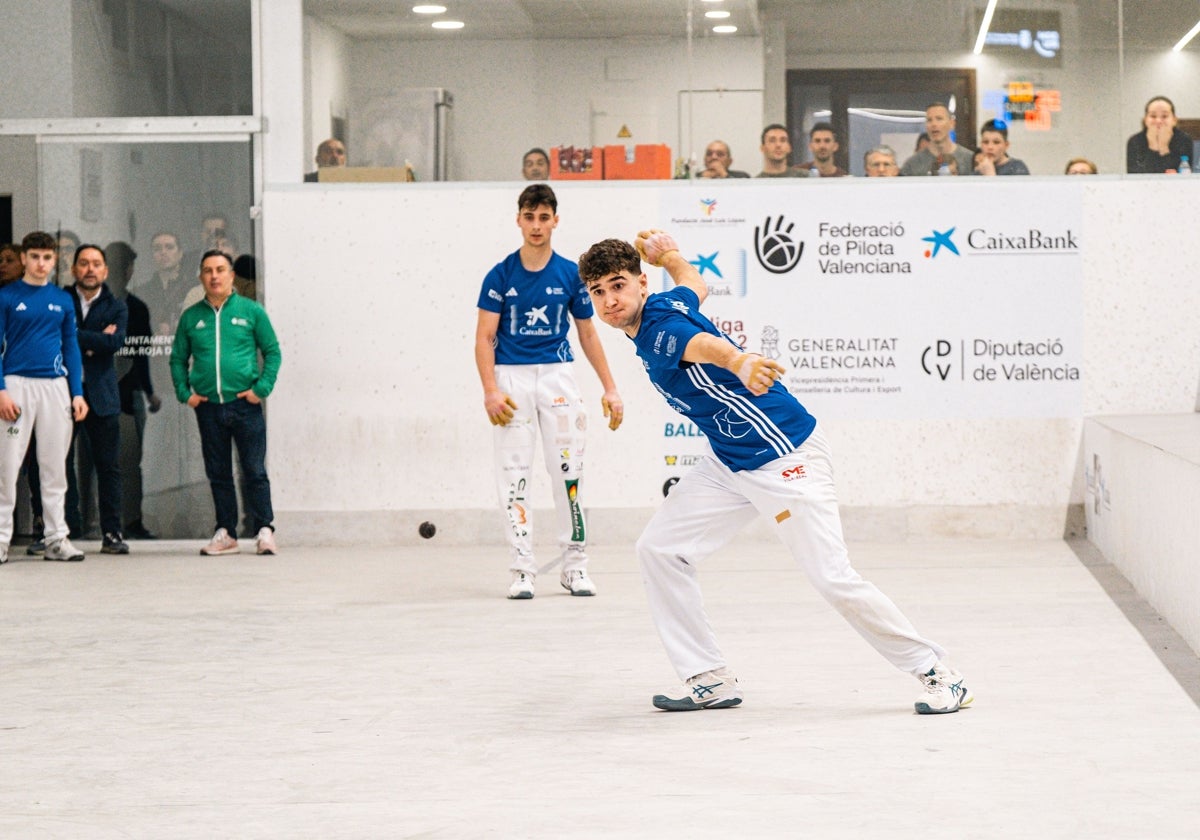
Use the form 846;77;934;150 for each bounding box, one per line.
475;184;624;599
0;231;90;564
577;229;970;714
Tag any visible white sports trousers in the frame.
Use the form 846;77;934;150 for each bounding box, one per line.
0;375;74;546
492;363;588;575
637;424;947;681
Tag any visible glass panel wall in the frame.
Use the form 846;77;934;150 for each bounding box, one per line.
37;138;254;539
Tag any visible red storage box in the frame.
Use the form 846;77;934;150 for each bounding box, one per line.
603;144;672;180
550;146;603;180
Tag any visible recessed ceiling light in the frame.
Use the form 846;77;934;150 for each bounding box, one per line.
413;4;446;13
701;0;724;4
705;10;730;18
432;20;464;29
712;24;737;33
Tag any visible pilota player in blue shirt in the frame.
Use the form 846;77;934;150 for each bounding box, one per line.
576;229;971;715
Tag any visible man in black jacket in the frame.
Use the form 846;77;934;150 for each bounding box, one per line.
68;245;130;554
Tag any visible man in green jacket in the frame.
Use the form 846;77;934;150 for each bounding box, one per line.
170;250;281;556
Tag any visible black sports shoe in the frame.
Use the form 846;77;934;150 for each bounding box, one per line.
101;532;130;555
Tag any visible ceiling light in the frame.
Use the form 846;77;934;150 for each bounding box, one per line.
432;20;464;29
973;0;999;55
705;10;731;19
413;4;446;13
1173;18;1200;51
712;25;737;34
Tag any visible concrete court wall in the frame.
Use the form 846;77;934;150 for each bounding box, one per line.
260;176;1200;545
1084;414;1200;656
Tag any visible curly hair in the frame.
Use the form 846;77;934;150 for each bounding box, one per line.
578;238;641;284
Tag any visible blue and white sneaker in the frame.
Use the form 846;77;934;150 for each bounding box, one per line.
915;662;972;714
653;667;742;711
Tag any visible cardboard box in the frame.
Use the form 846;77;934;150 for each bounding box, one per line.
319;165;415;182
550;146;603;180
603;144;672;180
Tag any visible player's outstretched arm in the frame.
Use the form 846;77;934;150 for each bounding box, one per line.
635;229;707;305
681;334;785;396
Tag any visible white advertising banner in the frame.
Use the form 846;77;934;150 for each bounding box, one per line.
654;180;1083;490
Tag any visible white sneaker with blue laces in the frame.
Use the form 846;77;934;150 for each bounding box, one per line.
915;662;972;714
653;667;742;711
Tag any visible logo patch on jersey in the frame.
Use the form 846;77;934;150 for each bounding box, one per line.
545;286;564;295
669;299;690;314
781;464;807;481
15;302;27;311
524;305;549;326
196;319;207;329
505;287;519;297
231;317;248;326
488;289;503;302
48;303;62;312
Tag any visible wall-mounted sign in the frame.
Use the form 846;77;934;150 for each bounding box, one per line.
978;9;1062;67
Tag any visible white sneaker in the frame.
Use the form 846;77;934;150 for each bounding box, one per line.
255;527;277;555
560;569;596;596
915;662;973;714
0;544;8;564
200;528;240;556
653;667;742;711
43;537;85;562
507;571;535;600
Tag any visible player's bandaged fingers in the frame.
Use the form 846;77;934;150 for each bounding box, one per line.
733;353;783;395
602;396;624;430
635;229;678;267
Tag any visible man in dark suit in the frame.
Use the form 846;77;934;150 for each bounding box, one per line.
68;245;130;554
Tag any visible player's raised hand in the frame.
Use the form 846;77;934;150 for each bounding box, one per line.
485;390;518;426
601;390;624;430
732;353;785;396
635;230;679;267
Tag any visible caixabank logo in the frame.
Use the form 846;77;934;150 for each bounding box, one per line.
921;224;1078;259
664;249;747;297
754;215;804;274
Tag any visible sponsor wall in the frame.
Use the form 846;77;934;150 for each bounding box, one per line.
655;181;1082;495
260;177;1198;544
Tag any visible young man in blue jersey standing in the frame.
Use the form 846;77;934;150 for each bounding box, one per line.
475;184;624;599
577;229;970;715
0;231;90;563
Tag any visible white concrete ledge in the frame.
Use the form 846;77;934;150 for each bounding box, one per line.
1084;414;1200;657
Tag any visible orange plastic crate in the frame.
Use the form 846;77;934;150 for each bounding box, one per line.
602;144;672;180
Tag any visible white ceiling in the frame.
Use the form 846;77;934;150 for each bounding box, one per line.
300;0;1200;53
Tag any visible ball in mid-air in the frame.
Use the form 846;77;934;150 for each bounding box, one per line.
419;521;437;539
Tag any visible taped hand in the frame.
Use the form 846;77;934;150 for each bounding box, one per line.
601;391;624;431
485;390;518;426
634;229;679;267
732;353;785;396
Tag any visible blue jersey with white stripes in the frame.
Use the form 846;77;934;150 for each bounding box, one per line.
477;250;594;365
632;286;815;472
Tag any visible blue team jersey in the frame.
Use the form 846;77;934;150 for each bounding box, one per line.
0;280;84;396
632;286;816;472
477;250;594;365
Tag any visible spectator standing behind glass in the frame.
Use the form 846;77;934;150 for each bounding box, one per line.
864;146;900;177
974;119;1030;176
756;124;809;178
522;148;550;181
1065;158;1098;175
798;123;848;177
900;104;974;176
304;138;347;182
698;140;751;179
0;244;23;285
1127;96;1194;173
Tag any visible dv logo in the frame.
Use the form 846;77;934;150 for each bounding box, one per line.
921;340;953;380
754;215;804;274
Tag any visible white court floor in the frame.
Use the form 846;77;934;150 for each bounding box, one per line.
2;536;1198;840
